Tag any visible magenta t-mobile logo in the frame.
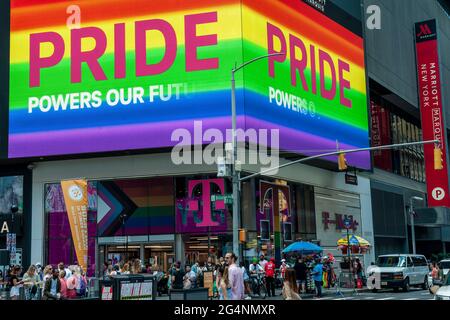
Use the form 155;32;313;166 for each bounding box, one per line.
187;179;225;227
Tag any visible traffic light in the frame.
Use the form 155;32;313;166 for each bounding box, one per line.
434;147;444;170
239;229;247;243
338;153;348;171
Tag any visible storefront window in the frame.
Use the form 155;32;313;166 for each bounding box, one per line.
370;96;425;183
0;176;23;214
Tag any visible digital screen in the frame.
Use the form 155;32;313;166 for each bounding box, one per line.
9;0;369;169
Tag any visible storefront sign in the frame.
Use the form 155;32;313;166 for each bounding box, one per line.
176;178;229;233
315;187;362;247
9;0;370;170
414;19;450;207
60;179;89;271
322;212;359;231
0;215;22;235
345;173;358;186
203;271;214;297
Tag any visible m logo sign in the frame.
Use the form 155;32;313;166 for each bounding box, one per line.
415;20;437;42
416;24;432;37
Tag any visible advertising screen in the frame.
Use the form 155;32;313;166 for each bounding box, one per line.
9;0;369;169
241;0;369;169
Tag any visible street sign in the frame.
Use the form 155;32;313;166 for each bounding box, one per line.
345;173;358;185
211;194;233;205
343;218;352;229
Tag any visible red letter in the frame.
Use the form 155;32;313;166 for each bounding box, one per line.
338;59;352;108
29;32;65;87
185;12;219;72
114;23;126;79
267;23;286;78
319;49;336;101
135;19;177;76
71;27;107;83
289;34;308;91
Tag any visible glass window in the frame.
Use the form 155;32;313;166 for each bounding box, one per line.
377;256;406;267
0;176;23;214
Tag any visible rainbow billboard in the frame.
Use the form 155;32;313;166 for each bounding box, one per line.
9;0;370;169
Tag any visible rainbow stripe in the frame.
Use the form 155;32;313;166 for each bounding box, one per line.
9;0;370;169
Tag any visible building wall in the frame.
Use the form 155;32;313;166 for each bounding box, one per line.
364;0;450;125
30;153;375;267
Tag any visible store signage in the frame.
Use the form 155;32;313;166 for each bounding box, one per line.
345;172;358;185
414;19;450;207
60;179;89;272
9;0;369;170
322;211;359;231
176;178;228;233
0;215;22;235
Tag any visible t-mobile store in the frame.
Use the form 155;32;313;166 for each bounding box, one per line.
6;0;374;274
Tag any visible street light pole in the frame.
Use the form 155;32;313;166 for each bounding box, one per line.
409;196;424;254
231;53;285;260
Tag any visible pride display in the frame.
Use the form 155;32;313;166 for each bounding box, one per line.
9;0;370;169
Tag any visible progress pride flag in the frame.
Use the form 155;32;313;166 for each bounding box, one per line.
415;19;450;207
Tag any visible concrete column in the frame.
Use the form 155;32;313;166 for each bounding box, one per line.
140;244;145;264
175;234;184;266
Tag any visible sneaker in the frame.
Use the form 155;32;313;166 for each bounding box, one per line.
244;296;252;300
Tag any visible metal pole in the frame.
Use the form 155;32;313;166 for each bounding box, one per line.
240;139;440;182
410;198;416;254
231;70;240;258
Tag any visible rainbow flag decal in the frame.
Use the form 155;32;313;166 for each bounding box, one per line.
9;0;370;169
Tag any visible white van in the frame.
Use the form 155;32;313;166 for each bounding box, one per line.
371;254;429;292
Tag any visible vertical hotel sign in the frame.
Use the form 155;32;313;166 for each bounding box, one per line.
415;19;450;207
61;179;89;270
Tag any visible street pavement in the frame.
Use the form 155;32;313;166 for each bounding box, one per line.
156;287;435;300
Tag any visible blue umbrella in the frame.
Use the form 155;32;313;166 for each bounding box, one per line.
282;241;323;255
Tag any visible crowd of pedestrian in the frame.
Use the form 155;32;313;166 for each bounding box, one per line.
0;262;88;300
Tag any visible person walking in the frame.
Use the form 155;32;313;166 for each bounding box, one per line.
240;262;252;299
171;262;185;290
280;259;288;280
8;266;23;300
311;258;323;299
431;262;440;281
294;257;307;294
59;270;68;299
282;269;301;300
218;266;232;300
23;265;41;300
264;257;276;297
42;268;61;300
259;254;268;270
225;252;244;300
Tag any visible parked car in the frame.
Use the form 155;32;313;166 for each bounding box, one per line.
370;254;429;292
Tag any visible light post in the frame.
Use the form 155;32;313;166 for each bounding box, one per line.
409;196;424;254
230;52;285;260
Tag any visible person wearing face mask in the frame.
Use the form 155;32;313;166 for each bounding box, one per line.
42;268;61;300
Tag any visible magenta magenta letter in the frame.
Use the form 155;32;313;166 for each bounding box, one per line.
71;27;107;83
185;12;219;72
29;32;65;87
319;49;336;101
289;34;308;91
338;59;352;108
267;23;287;78
135;19;177;76
114;23;126;79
